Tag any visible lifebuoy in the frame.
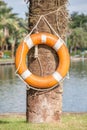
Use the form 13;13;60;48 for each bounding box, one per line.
15;33;70;89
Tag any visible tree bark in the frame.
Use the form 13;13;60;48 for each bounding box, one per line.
26;0;68;123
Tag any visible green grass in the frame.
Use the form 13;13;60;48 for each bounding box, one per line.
0;114;87;130
4;50;12;57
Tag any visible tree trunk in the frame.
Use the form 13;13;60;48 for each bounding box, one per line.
26;0;68;123
11;43;15;58
12;39;16;58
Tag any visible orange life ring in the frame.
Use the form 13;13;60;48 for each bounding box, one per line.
15;33;70;89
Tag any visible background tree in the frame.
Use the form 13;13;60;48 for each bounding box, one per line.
68;12;87;54
70;12;87;28
0;0;27;57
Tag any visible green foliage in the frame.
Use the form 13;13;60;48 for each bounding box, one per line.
68;12;87;54
0;0;27;52
70;12;87;28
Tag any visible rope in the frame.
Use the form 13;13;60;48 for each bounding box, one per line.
15;7;68;92
15;15;42;75
42;16;60;38
29;5;65;17
44;5;65;17
34;45;38;58
37;57;44;76
34;45;44;76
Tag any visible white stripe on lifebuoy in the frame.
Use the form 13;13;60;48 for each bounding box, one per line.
53;38;64;51
24;36;34;49
52;71;62;82
41;35;47;43
21;69;31;79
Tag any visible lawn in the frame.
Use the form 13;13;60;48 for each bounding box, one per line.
0;113;87;130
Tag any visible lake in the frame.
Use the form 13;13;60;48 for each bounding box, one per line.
0;60;87;113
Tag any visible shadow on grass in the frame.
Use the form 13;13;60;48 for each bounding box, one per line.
0;120;10;124
0;120;26;124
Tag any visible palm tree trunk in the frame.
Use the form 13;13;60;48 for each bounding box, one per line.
11;40;16;58
26;0;68;123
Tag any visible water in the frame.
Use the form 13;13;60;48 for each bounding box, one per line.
0;60;87;113
0;65;26;113
63;60;87;112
